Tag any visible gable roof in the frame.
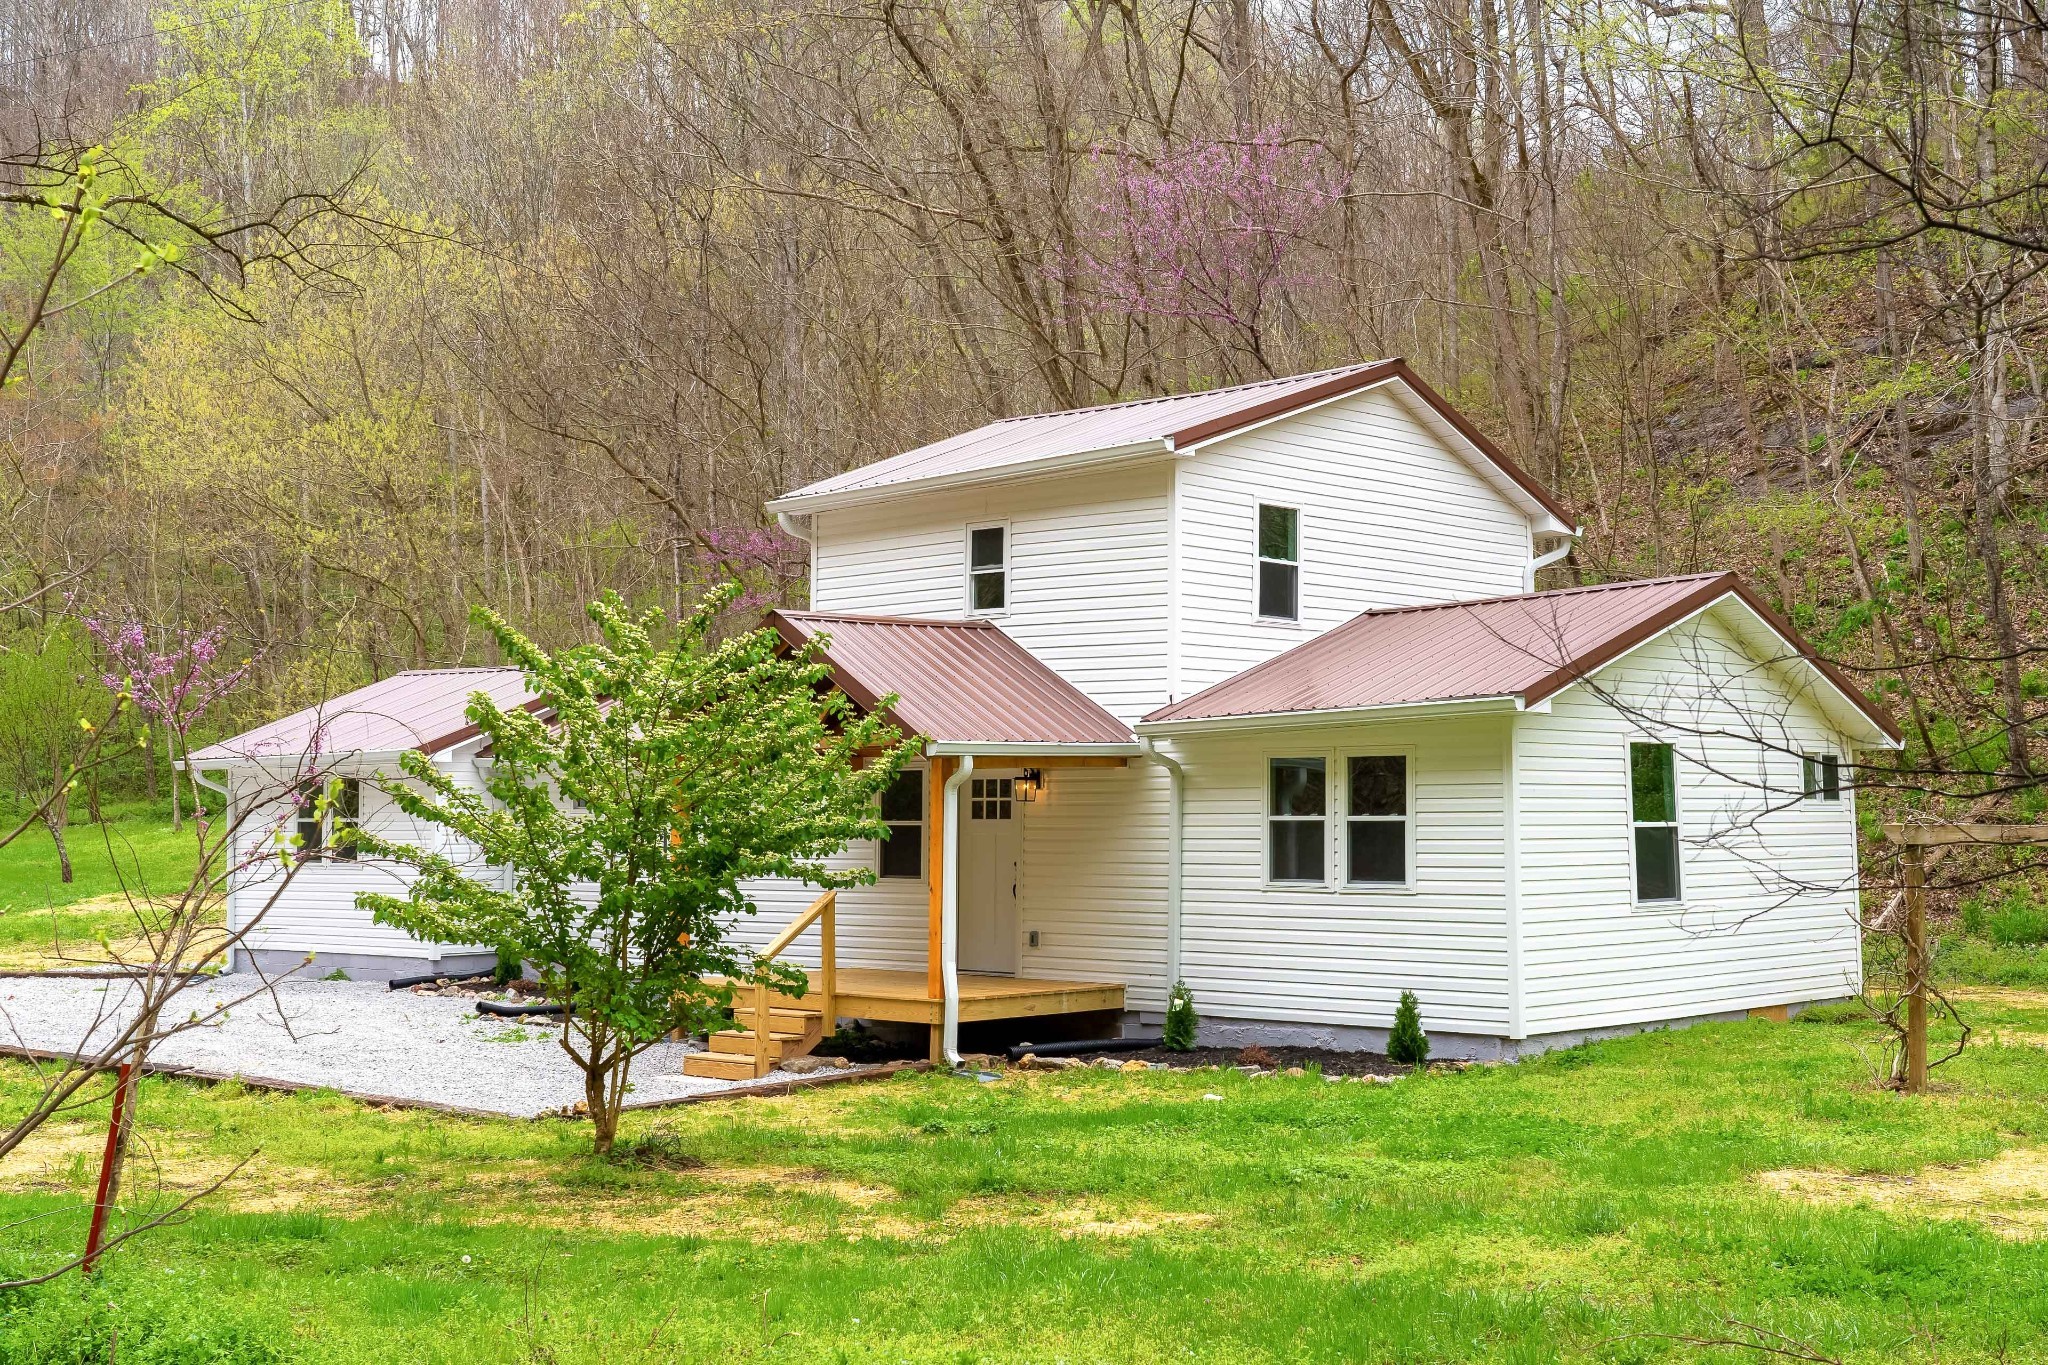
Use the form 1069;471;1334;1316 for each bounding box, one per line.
768;610;1137;749
767;359;1573;529
186;668;543;765
1140;573;1902;745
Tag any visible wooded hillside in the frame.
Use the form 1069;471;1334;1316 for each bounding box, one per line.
3;0;2045;824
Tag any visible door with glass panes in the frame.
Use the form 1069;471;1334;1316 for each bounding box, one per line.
959;773;1022;974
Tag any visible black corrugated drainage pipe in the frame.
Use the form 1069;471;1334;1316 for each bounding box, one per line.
385;970;494;991
1005;1036;1161;1061
475;999;565;1019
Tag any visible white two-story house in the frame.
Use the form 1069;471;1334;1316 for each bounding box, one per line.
192;360;1900;1066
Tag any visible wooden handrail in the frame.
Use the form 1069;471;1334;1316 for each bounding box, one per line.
750;890;837;1064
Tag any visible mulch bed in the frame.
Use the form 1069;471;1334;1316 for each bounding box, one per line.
1051;1045;1418;1077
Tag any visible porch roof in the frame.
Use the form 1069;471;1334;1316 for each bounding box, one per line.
767;610;1137;749
1140;572;1903;745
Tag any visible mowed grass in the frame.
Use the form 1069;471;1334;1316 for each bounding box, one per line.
4;994;2048;1363
0;802;212;968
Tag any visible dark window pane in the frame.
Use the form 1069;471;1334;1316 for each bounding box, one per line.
1821;755;1841;800
880;824;922;878
1258;561;1298;620
1257;504;1297;561
970;526;1005;570
1270;820;1324;881
1629;743;1675;823
332;779;360;862
1634;826;1679;901
1802;755;1818;797
295;788;323;854
880;771;923;822
1270;758;1324;816
1349;756;1406;816
971;569;1005;610
1348;821;1404;883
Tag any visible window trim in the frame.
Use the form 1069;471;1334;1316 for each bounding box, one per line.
1339;749;1416;893
294;776;361;862
964;521;1009;617
1626;740;1683;906
1801;751;1843;803
1262;754;1329;887
1253;502;1302;625
876;765;927;881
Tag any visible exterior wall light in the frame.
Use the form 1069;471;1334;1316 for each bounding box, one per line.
1018;768;1045;802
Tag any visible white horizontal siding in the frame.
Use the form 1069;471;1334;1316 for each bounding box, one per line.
1514;607;1865;1033
1173;386;1534;697
809;465;1171;725
728;853;927;973
229;757;491;962
1018;763;1170;1010
1161;712;1512;1033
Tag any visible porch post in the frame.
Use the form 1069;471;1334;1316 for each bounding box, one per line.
925;756;950;1059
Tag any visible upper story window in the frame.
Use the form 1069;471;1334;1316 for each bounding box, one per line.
967;524;1007;613
1802;752;1842;802
1268;757;1325;883
1256;504;1299;622
1346;755;1408;885
1629;742;1679;902
879;769;924;879
295;777;361;861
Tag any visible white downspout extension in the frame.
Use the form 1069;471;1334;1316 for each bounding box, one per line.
1137;737;1185;990
940;754;975;1067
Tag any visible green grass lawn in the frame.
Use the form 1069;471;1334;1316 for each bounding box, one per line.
0;802;211;967
3;993;2046;1363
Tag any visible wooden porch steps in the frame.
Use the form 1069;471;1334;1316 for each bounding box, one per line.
683;1003;828;1079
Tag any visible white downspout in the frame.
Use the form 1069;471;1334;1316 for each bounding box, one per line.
1525;527;1579;590
1137;736;1185;990
775;511;812;543
940;754;975;1067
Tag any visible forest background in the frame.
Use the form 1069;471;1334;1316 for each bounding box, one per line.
4;0;2046;904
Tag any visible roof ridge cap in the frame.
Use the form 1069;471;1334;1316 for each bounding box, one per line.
986;362;1380;428
1346;572;1730;621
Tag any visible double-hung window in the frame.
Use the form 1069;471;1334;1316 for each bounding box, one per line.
1629;742;1680;902
878;769;924;879
1346;756;1408;885
1801;752;1842;802
1256;504;1300;622
1268;757;1325;882
967;524;1007;613
294;777;360;860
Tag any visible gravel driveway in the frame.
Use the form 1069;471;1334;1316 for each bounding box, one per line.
0;974;870;1117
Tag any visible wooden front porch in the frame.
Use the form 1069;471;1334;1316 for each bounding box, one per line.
793;967;1125;1057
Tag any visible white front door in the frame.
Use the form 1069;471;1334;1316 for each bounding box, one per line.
959;772;1022;974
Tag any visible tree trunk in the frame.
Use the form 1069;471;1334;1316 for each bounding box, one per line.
42;805;72;884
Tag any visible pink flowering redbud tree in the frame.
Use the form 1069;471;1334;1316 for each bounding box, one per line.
1072;129;1340;375
85;614;253;835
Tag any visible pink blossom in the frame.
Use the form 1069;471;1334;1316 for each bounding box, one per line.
84;612;252;729
1064;129;1340;342
697;525;808;613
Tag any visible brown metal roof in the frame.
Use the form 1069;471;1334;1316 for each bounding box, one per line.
770;359;1573;525
769;610;1137;748
187;668;543;764
1142;573;1903;742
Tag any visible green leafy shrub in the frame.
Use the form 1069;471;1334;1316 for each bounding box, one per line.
1960;886;2048;947
0;1278;282;1365
493;942;523;986
1387;990;1430;1067
1162;980;1197;1051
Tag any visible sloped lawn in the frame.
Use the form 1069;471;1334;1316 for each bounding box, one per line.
2;990;2045;1363
0;803;213;970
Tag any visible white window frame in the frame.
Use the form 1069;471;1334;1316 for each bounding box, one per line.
294;776;361;862
1262;754;1329;887
1626;740;1683;906
1253;502;1302;625
876;766;926;881
1801;751;1842;803
1339;749;1416;893
964;522;1009;617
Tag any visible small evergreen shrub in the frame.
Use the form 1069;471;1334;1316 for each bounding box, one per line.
1387;990;1430;1067
1162;980;1198;1051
